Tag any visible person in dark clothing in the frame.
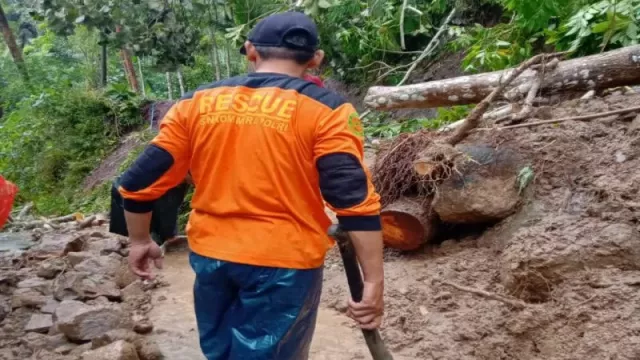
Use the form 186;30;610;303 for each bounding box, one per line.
110;175;190;252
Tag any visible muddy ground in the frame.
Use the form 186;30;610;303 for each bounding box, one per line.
1;92;640;359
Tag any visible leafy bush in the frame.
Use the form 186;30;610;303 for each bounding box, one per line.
0;88;143;214
365;105;472;138
451;0;640;73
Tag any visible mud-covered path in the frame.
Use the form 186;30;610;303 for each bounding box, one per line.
147;251;385;360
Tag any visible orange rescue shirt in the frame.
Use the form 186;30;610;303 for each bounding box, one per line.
118;73;381;269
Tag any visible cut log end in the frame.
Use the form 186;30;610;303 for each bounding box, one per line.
381;198;437;251
382;211;427;251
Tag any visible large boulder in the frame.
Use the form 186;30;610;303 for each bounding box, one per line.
433;144;526;224
54;300;132;342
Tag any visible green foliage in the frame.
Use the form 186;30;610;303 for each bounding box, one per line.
451;0;640;72
34;0;201;71
0;88;142;214
517;166;534;194
364;105;472;138
548;0;640;54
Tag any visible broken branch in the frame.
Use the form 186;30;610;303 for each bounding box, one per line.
433;278;527;310
397;8;456;86
475;105;640;131
17;202;34;220
77;215;97;230
445;52;566;145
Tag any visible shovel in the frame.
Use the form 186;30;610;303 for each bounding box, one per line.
328;224;394;360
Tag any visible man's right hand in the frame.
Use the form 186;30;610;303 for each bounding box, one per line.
128;237;163;280
347;280;384;329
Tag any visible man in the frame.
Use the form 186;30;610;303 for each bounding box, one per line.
118;11;384;360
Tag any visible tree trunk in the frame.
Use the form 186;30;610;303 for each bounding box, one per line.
364;45;640;110
116;26;140;94
138;57;146;97
0;4;28;81
224;45;232;77
176;68;185;96
380;197;438;251
100;34;108;88
166;72;173;100
210;38;221;81
121;49;139;93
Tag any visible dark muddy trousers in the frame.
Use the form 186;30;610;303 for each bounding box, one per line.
109;176;188;245
189;252;323;360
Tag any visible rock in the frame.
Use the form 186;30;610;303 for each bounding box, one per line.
25;314;53;333
30;349;70;360
41;298;60;314
134;338;164;360
21;332;69;352
12;288;48;309
89;231;107;238
81;340;140;360
55;300;132;342
85;237;123;256
121;282;147;304
87;296;110;305
68;343;93;357
0;270;19;288
132;315;153;335
67;252;93;267
433;144;524;224
615;150;628;163
91;329;140;349
53;271;121;301
74;253;122;277
17;277;52;295
53;343;76;355
115;265;138;289
0;295;10;319
91;331;163;360
37;258;67;279
31;233;87;257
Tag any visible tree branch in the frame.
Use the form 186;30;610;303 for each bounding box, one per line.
396;8;456;86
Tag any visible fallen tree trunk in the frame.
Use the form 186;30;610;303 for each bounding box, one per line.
381;197;438;251
365;45;640;110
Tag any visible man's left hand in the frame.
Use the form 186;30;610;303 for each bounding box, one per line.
128;237;163;280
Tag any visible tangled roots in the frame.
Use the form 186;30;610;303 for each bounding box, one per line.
372;130;435;207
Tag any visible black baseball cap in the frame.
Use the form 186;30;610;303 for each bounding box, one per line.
239;11;319;55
